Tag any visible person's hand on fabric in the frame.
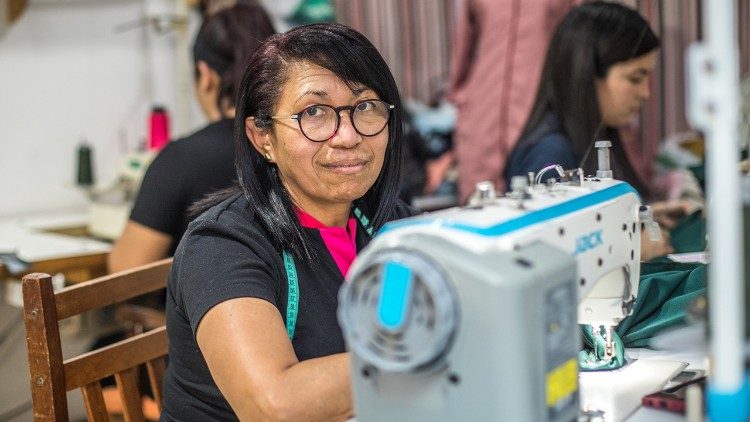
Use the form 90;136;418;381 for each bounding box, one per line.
650;200;701;229
640;226;674;261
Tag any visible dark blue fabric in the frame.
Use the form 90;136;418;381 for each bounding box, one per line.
504;114;577;190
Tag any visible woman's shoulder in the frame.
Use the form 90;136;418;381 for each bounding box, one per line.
526;131;574;156
169;192;285;335
518;111;557;138
192;191;249;222
172;192;282;297
154;120;234;169
506;123;576;184
517;133;576;169
509;113;573;167
173;119;234;148
520;112;567;146
182;193;272;250
516;113;573;160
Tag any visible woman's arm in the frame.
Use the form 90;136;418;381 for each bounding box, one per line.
640;226;674;261
649;200;701;229
196;297;353;421
108;220;172;273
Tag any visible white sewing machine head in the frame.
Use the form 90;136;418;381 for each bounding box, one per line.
87;150;156;240
339;142;651;420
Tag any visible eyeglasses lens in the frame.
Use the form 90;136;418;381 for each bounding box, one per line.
299;100;390;141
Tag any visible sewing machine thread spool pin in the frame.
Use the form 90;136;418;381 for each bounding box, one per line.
595;140;614;179
475;181;497;202
468;181;499;207
509;176;527;193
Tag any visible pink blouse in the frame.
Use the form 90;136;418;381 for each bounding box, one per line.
295;208;358;278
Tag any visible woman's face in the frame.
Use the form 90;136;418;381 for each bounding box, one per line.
248;61;389;215
595;51;658;127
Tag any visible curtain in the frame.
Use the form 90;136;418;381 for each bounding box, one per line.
334;0;456;104
334;0;749;192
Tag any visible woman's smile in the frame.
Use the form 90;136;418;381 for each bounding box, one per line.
321;158;369;174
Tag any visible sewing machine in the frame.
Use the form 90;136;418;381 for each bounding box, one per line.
339;142;654;420
87;151;155;240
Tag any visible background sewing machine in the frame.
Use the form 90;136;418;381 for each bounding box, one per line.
79;107;169;240
85;150;155;240
339;143;654;421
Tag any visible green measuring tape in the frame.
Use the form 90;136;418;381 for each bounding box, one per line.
282;250;300;340
282;207;372;341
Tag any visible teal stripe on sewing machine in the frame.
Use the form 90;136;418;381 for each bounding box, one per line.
380;182;639;237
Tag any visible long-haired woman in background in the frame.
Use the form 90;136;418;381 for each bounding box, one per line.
504;1;692;260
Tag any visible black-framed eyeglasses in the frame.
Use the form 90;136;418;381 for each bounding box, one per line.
271;99;395;142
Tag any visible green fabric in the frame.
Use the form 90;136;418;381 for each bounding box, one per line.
616;262;707;348
579;325;626;371
579;262;707;371
578;212;708;371
689;164;705;192
669;210;707;253
290;0;335;24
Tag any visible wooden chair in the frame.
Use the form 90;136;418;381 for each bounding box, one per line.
22;258;172;421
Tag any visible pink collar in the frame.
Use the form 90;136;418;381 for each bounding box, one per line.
295;208;358;278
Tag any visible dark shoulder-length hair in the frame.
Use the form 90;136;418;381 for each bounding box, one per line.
517;1;660;194
192;1;276;115
234;23;404;259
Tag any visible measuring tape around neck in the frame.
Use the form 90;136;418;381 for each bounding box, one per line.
282;207;372;340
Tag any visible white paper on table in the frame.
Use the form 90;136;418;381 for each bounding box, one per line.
579;359;687;421
13;232;110;262
667;252;709;264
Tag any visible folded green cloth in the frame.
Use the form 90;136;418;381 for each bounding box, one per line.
617;262;707;348
579;211;708;371
579;262;707;371
689;164;705;192
670;211;707;254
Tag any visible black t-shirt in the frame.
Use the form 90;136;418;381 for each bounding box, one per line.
161;193;418;421
130;119;236;254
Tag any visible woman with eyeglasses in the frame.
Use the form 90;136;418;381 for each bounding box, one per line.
503;1;693;260
161;23;417;420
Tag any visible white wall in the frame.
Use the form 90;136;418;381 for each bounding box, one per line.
0;0;202;217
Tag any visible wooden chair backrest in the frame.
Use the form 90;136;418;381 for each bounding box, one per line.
22;258;172;421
